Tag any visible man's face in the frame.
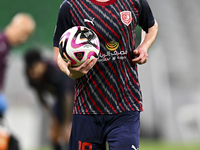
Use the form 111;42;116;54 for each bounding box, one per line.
11;20;34;46
8;15;35;46
28;62;46;80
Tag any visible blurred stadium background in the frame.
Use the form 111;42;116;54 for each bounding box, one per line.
1;0;200;150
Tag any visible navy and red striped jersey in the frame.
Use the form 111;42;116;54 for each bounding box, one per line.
53;0;155;115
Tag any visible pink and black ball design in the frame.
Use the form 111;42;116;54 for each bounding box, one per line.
59;26;100;66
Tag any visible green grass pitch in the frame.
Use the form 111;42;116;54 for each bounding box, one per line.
31;139;200;150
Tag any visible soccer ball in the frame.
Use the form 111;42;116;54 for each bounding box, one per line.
59;26;100;66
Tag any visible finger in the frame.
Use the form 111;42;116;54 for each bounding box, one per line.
137;59;146;64
67;61;73;70
84;58;97;72
67;61;72;66
133;53;148;64
69;59;90;71
133;49;139;55
132;57;141;63
138;56;148;64
144;55;148;62
88;58;97;66
80;59;91;70
132;52;144;63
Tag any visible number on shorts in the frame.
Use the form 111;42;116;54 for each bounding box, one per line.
79;141;92;150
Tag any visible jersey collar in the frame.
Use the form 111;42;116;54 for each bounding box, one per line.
90;0;117;6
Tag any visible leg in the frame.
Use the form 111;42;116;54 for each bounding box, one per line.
49;117;62;150
106;111;140;150
68;114;106;150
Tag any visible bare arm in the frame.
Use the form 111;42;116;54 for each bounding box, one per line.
54;47;70;75
54;47;97;79
54;46;59;62
132;20;158;64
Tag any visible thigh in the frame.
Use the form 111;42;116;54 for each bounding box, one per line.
107;111;140;150
68;114;106;150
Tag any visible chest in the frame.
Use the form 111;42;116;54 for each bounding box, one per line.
68;0;139;38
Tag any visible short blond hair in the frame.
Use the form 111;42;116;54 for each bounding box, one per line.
4;12;36;46
11;12;36;32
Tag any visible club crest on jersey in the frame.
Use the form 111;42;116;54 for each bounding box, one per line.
120;11;132;26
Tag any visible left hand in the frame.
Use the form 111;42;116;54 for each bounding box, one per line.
132;47;148;64
132;19;158;65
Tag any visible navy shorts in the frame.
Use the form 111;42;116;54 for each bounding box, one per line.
68;111;140;150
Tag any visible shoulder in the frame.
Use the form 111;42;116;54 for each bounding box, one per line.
59;0;71;12
0;32;7;42
57;0;72;20
138;0;152;9
0;32;10;50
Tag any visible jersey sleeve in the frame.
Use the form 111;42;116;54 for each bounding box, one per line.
138;0;155;33
53;1;72;47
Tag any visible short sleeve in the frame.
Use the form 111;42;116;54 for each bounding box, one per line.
138;0;155;33
53;1;72;47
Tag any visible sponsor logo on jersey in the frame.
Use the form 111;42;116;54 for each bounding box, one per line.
120;11;132;26
84;18;95;26
105;41;119;51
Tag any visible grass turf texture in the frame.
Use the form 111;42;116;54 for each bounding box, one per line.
31;139;200;150
139;140;200;150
